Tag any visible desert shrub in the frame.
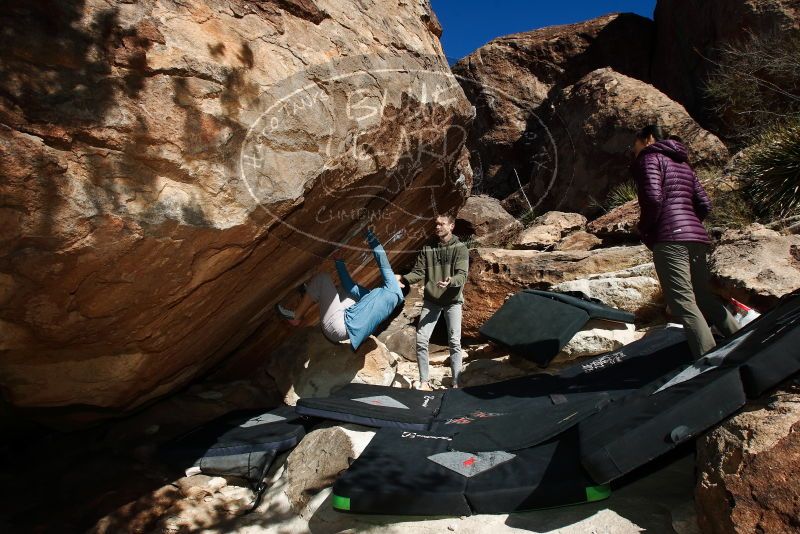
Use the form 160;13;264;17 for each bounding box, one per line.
705;31;800;144
519;209;539;227
605;181;638;211
739;118;800;219
705;188;757;229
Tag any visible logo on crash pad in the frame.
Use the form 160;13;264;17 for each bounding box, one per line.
427;451;515;477
443;410;504;425
239;413;287;428
352;395;409;409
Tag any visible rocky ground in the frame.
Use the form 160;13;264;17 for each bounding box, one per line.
122;446;700;534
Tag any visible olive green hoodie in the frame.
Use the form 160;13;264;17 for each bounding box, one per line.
403;235;469;305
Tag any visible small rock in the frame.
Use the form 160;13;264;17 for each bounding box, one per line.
285;424;376;512
512;224;562;249
555;231;602;251
206;477;227;492
391;373;413;389
532;211;587;234
587;200;641;241
174;475;214;495
553;321;645;363
455;195;523;246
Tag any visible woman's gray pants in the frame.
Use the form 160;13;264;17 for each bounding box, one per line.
653;242;739;358
416;301;463;386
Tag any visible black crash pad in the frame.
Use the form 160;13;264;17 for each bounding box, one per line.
722;290;800;397
579;364;746;484
464;428;609;513
295;383;445;430
332;427;610;516
435;326;693;452
162;405;309;481
524;289;635;324
579;292;800;485
479;292;590;366
332;428;471;516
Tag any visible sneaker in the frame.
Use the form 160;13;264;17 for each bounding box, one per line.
275;303;295;320
416;381;433;391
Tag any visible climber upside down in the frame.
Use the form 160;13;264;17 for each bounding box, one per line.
276;228;406;351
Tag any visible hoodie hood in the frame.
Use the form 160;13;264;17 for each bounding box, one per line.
639;139;689;163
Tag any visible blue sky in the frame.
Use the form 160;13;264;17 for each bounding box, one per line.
431;1;657;62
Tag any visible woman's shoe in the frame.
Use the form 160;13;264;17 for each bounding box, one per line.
276;304;301;325
275;303;296;320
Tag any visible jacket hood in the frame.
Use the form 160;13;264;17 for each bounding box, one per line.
639;139;689;163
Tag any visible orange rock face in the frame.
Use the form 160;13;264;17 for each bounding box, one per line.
0;0;473;421
696;382;800;534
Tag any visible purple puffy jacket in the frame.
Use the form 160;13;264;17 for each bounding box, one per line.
631;139;712;249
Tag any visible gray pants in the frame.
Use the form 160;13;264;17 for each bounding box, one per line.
306;273;354;343
416;301;463;385
653;242;740;358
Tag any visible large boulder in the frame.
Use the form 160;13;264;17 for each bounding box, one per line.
696;381;800;534
511;68;729;217
462;245;653;338
452;13;654;198
652;0;800;126
0;0;473;422
709;224;800;310
265;328;396;406
551;263;664;322
455;195;522;246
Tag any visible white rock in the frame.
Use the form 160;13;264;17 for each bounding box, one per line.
555;320;645;362
284;424;376;512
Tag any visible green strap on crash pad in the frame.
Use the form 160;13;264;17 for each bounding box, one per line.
585;484;611;502
332;487;609;514
332;494;351;511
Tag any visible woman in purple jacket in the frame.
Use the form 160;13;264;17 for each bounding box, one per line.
631;125;739;359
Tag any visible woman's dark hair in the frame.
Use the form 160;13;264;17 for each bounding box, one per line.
635;124;665;142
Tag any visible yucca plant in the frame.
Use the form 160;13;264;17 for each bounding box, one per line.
605;181;638;211
740;119;800;218
519;209;539;227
